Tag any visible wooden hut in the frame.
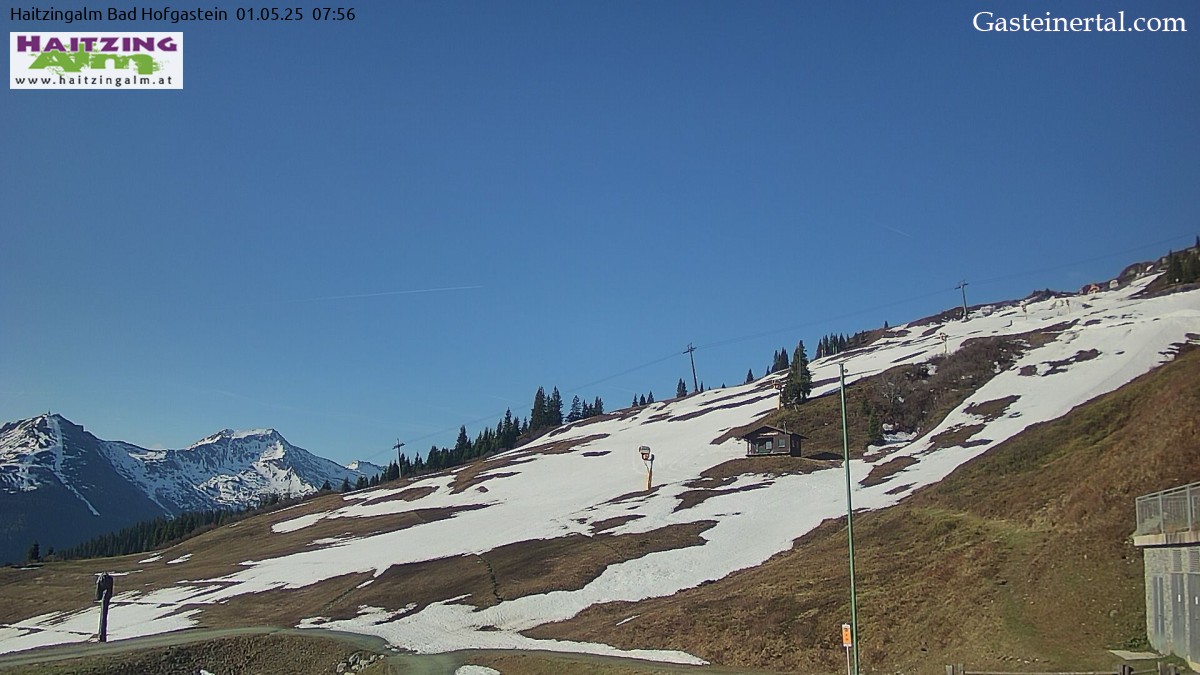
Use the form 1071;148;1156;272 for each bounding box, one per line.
740;424;806;457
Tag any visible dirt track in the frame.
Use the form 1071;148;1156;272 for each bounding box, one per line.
0;627;775;675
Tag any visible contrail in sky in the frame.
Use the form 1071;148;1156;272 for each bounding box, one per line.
290;285;483;302
878;223;912;238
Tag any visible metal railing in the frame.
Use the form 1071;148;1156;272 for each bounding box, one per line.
1136;481;1200;536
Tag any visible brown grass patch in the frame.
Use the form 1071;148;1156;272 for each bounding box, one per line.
481;522;715;606
529;346;1200;674
0;497;486;628
360;484;436;504
449;454;532;493
860;456;918;487
669;392;778;424
200;522;711;624
928;424;986;450
1043;349;1102;375
546;408;643;436
697;457;835;483
511;433;611;457
717;333;1038;461
965;395;1021;422
589;515;644;533
673;482;771;513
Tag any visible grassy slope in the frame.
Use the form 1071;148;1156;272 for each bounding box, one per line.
4;348;1197;674
531;347;1200;674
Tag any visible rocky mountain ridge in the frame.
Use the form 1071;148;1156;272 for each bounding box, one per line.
0;415;373;564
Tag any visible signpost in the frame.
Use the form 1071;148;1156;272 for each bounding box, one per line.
842;623;853;675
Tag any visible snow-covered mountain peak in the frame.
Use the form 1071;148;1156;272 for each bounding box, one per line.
188;427;283;449
346;460;386;476
0;415;377;562
0;414;60;463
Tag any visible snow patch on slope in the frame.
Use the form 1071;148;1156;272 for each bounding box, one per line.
3;275;1197;662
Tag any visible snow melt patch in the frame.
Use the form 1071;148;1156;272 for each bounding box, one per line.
166;554;191;565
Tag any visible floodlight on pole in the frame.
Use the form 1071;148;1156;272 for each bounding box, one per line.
639;445;654;490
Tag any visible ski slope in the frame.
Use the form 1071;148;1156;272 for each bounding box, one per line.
2;274;1197;663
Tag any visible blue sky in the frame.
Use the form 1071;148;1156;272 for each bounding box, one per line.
2;0;1197;465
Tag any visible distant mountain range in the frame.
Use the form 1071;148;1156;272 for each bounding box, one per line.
0;414;379;564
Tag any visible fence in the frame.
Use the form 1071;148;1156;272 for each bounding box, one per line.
1137;482;1200;537
946;666;1175;675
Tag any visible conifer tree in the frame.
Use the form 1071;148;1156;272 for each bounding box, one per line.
1168;250;1183;283
549;387;564;426
868;411;883;445
592;396;604;415
454;426;472;456
647;391;655;404
676;378;688;398
27;541;40;563
567;396;583;422
501;409;518;447
1181;249;1200;284
321;480;332;492
781;341;813;406
530;387;547;430
639;394;647;406
341;478;352;493
745;368;754;384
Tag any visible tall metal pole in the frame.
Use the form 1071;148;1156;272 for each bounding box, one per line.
956;281;969;321
684;343;699;394
840;364;860;675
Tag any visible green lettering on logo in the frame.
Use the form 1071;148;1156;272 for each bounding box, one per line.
29;51;161;75
29;50;89;72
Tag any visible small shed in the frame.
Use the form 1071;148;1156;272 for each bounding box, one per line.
740;424;806;457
